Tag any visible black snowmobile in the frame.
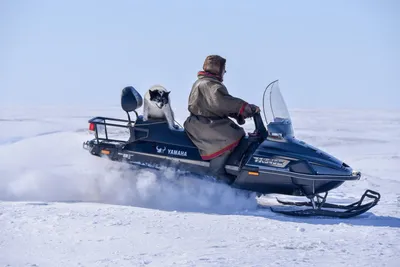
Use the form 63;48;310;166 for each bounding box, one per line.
82;80;380;218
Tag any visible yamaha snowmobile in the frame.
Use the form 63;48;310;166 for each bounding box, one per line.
82;80;380;218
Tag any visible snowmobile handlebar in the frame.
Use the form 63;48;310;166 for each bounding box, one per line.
252;111;268;139
234;104;267;139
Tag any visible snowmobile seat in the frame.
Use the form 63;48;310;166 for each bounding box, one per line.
120;86;143;124
133;116;197;148
121;86;143;112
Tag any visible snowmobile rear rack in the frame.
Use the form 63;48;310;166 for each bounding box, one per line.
87;116;149;144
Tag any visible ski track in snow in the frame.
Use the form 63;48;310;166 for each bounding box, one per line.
0;107;400;267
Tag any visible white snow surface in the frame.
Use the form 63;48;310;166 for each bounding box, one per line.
1;106;400;267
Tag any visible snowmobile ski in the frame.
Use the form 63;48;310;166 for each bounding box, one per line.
268;189;380;218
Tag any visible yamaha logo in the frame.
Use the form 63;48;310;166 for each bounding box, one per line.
156;146;166;153
168;149;187;157
155;146;187;157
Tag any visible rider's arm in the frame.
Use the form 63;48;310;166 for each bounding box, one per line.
206;83;248;118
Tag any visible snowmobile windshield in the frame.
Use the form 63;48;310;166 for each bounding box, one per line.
262;80;294;137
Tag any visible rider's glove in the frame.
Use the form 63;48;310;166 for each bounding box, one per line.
242;104;260;118
249;104;260;114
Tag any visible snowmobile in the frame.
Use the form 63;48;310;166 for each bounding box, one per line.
82;80;380;218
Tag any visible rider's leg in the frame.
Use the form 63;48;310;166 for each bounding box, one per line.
208;150;235;184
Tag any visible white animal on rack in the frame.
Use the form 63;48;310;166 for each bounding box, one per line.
143;85;179;130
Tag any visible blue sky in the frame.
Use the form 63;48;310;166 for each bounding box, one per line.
1;0;399;111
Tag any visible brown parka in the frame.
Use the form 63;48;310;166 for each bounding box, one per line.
184;66;249;160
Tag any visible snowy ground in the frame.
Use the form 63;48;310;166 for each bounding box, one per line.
1;106;399;267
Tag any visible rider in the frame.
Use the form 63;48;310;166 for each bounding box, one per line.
184;55;260;183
